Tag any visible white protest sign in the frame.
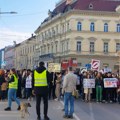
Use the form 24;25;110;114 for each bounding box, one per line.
104;78;118;88
83;79;95;88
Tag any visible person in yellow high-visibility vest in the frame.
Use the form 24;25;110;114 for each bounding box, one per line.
32;61;50;120
4;68;20;111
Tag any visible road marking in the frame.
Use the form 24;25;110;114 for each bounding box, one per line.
89;103;95;120
60;101;81;120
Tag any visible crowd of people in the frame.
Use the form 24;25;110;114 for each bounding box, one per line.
0;64;120;119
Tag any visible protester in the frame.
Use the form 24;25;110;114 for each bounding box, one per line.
0;69;5;101
84;72;93;102
54;72;62;101
62;67;77;119
48;72;56;100
117;78;120;104
17;70;22;98
1;81;8;101
32;61;50;120
25;69;32;101
4;68;21;111
95;72;104;102
21;69;27;99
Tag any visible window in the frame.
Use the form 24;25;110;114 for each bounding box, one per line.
52;28;55;36
67;22;70;31
104;23;108;32
116;43;120;52
77;41;81;52
90;22;94;32
90;42;94;52
62;24;65;33
62;42;64;53
117;24;120;32
77;22;82;31
44;46;46;54
66;41;69;51
41;46;42;55
51;45;53;53
48;46;50;53
104;42;108;53
56;44;57;53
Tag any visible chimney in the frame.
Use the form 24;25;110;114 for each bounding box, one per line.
31;33;34;37
13;41;16;46
66;0;72;5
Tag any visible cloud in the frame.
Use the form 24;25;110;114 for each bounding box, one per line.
0;28;31;49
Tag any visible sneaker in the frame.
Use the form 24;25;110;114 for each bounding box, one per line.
63;115;68;119
17;106;21;110
4;107;11;111
54;98;59;101
110;101;113;103
68;115;73;119
44;116;50;120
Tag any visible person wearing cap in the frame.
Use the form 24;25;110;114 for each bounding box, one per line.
32;61;50;120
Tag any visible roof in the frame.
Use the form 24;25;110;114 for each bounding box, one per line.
54;0;120;13
35;0;120;33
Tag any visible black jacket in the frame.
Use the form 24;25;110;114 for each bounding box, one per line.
0;75;5;86
32;66;50;95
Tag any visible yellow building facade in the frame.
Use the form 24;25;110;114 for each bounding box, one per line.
35;0;120;71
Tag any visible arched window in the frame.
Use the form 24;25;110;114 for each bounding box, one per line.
117;24;120;32
104;23;108;32
90;22;94;32
77;22;82;31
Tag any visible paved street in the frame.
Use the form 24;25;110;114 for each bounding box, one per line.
0;99;120;120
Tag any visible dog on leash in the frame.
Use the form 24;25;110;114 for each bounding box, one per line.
20;102;31;118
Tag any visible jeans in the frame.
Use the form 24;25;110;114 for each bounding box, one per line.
64;92;74;116
8;88;20;108
26;88;32;99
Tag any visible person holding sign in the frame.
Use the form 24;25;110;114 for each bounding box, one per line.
104;72;114;103
54;72;62;101
95;72;104;102
83;72;93;102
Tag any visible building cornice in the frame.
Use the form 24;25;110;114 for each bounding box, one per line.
115;39;120;43
102;39;111;42
35;9;120;33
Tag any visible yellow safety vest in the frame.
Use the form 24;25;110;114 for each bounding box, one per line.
34;70;48;87
9;74;18;89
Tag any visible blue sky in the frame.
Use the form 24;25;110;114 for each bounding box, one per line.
0;0;58;49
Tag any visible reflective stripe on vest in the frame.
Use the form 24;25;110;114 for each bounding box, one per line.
9;74;18;89
34;70;48;87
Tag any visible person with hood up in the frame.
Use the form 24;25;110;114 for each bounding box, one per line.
32;61;50;120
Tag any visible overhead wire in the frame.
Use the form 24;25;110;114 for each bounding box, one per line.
0;11;47;17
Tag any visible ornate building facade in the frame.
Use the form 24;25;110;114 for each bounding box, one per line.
35;0;120;71
14;35;36;70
